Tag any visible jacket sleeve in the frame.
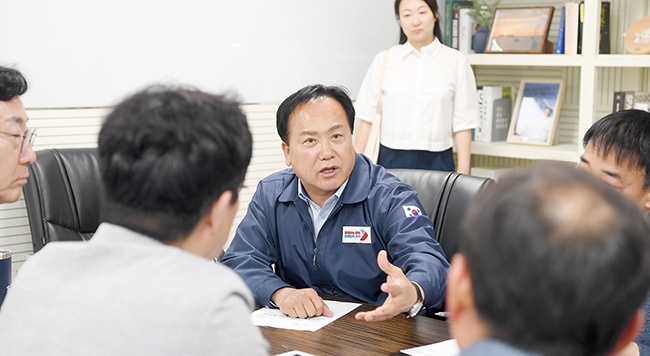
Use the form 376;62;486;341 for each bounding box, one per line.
374;183;450;309
221;184;292;308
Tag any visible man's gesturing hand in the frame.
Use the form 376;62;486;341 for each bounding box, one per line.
355;250;420;322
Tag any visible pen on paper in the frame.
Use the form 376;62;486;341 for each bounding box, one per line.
434;311;450;318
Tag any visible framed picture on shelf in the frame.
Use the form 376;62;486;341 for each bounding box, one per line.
507;79;565;146
485;6;554;54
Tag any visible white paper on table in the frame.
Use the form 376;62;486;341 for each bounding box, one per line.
251;300;361;332
274;351;316;356
401;339;460;356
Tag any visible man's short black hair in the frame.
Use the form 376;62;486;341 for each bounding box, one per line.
461;163;650;355
98;85;252;243
0;65;28;101
583;109;650;188
276;84;355;143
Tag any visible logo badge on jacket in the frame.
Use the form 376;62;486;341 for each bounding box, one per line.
342;226;372;244
403;206;422;217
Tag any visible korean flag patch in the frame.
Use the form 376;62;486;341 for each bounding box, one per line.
403;206;422;217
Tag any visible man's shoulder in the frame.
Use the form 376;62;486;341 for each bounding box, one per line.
250;168;298;205
257;168;295;190
366;163;412;194
461;339;541;356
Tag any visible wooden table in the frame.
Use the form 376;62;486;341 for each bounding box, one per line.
260;302;451;356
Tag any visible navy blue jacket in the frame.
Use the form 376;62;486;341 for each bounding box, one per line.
222;154;449;309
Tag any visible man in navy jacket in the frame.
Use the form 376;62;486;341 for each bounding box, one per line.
222;84;449;321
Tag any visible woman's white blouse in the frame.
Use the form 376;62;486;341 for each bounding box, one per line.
355;38;479;152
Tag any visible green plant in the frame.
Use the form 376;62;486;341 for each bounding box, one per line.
468;0;500;27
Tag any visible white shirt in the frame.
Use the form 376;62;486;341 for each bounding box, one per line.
355;39;479;152
298;178;348;242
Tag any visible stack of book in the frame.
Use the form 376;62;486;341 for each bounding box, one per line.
613;91;650;113
444;0;473;53
474;86;512;142
557;1;610;55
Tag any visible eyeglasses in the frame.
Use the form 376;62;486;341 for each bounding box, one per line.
0;127;37;153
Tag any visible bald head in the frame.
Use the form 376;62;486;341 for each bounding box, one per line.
458;163;650;355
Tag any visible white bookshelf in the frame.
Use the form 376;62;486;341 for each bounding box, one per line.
467;0;650;164
468;54;583;67
471;142;577;162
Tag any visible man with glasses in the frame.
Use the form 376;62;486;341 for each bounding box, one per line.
0;65;36;204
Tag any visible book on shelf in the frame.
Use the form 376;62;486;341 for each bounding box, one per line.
556;6;565;54
458;8;477;54
599;1;611;54
564;2;579;55
444;0;472;47
438;1;446;42
451;3;473;50
474;86;512;142
612;91;649;113
634;92;650;112
470;166;516;181
577;2;584;54
452;7;460;49
577;1;610;54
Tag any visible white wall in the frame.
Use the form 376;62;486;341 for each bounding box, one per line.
0;0;399;276
0;0;398;108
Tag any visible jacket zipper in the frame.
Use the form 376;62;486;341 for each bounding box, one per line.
312;247;317;266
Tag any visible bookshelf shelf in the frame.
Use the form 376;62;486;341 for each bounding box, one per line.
471;142;577;163
467;54;583;67
594;54;650;67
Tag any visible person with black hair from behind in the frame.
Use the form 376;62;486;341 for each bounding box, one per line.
447;163;650;355
0;85;268;355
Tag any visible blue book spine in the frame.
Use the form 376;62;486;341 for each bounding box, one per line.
556;6;566;54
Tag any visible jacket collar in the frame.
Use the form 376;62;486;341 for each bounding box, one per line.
278;154;371;205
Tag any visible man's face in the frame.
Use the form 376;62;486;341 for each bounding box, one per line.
579;141;650;213
0;97;36;204
281;96;355;206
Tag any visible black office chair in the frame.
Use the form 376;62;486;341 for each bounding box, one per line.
387;169;495;261
22;148;104;253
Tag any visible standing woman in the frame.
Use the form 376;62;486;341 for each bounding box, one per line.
354;0;478;174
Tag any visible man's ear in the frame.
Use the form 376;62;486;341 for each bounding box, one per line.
281;141;291;167
610;309;644;354
446;254;473;319
207;190;234;228
642;188;650;214
204;190;236;256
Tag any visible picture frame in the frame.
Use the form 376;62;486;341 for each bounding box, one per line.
507;79;565;146
485;6;555;54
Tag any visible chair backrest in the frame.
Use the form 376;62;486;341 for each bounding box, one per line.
23;148;104;253
388;169;495;261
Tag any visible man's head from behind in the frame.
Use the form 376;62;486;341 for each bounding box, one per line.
98;85;252;257
579;109;650;213
447;163;650;355
0;65;36;204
